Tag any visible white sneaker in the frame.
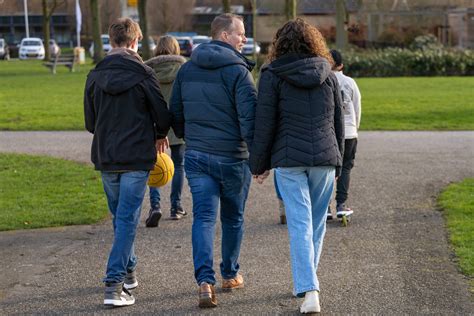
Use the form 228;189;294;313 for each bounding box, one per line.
336;204;354;218
300;290;320;314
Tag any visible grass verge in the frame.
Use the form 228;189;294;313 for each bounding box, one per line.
438;178;474;291
1;60;473;130
0;153;107;231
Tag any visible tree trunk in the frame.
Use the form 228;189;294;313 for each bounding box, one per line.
90;0;103;63
336;0;348;50
285;0;297;21
138;0;151;60
42;0;51;60
222;0;231;13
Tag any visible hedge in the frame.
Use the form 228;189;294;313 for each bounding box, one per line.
344;48;474;77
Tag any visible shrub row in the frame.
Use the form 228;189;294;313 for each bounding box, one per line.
343;48;474;77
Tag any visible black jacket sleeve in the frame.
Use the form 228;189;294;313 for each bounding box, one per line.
142;73;171;139
249;69;279;175
332;75;345;177
83;74;96;134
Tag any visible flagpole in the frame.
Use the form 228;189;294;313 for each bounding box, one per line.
76;0;81;47
23;0;29;38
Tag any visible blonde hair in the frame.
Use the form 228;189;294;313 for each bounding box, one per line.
109;17;143;48
267;18;333;65
154;35;180;56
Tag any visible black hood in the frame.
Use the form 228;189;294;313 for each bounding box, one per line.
191;40;255;71
267;53;331;88
89;53;153;95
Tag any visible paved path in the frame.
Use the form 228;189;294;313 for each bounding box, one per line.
0;131;473;315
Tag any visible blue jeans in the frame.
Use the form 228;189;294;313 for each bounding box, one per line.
101;170;149;284
149;144;185;208
276;166;335;296
185;149;251;285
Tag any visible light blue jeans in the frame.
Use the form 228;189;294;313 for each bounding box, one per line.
101;170;149;284
275;166;335;296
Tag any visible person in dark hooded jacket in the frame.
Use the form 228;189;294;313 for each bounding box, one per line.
249;19;344;314
170;13;256;308
84;18;170;307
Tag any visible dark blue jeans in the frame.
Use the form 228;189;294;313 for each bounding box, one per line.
185;149;251;285
149;144;185;209
101;171;149;284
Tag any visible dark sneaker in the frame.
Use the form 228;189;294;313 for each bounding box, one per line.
327;206;333;221
145;206;162;227
278;199;286;224
198;282;217;308
104;282;135;307
336;204;353;218
170;206;187;220
124;270;138;290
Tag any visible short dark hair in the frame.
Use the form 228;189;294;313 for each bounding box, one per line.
210;13;243;39
330;49;343;67
109;18;143;48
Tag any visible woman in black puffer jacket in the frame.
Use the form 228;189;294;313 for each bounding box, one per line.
249;18;344;314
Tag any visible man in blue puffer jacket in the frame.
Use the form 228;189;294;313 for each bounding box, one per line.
170;13;256;308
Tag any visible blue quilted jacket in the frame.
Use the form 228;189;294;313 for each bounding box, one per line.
170;40;257;159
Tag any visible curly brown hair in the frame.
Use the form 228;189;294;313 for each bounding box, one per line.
267;18;333;65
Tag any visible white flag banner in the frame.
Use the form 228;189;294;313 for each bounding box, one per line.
76;0;82;46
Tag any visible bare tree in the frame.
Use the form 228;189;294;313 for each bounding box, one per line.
90;0;103;63
42;0;66;60
138;0;151;60
336;0;348;50
285;0;297;21
148;0;195;35
223;0;231;13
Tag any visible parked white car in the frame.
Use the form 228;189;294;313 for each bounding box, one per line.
19;37;45;60
242;38;261;56
192;35;211;51
89;34;112;57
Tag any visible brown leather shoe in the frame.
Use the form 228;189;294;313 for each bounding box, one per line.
198;282;217;308
222;274;244;290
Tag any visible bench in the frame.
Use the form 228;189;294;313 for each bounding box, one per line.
43;54;77;74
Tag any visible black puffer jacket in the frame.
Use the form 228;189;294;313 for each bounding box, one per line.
249;53;344;176
84;49;171;171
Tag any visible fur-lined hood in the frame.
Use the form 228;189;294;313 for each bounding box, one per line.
144;55;187;84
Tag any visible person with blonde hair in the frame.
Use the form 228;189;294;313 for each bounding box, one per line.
144;36;188;226
250;18;344;313
84;18;170;307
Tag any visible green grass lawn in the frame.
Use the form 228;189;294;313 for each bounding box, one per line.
356;77;474;130
438;178;474;291
0;153;108;231
0;59;473;130
0;59;94;130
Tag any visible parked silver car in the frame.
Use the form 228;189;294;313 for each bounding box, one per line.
242;38;261;56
